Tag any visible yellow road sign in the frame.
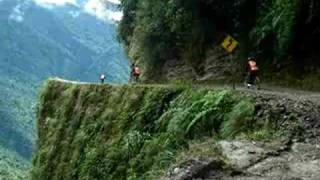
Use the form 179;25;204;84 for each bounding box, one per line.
221;35;238;53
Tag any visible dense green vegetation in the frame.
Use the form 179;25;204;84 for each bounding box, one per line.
0;145;29;180
0;0;129;178
32;80;292;179
119;0;320;84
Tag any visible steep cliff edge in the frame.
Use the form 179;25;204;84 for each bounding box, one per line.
32;79;320;179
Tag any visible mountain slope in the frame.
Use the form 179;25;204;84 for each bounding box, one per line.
0;144;29;179
0;0;129;178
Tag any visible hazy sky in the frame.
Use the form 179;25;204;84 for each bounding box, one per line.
33;0;76;6
33;0;121;6
32;0;122;21
84;0;123;21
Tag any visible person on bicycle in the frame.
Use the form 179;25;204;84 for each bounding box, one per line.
246;57;259;88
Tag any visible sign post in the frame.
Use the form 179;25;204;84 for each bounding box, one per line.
221;35;238;53
221;35;239;89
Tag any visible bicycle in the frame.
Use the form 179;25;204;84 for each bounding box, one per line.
244;73;261;90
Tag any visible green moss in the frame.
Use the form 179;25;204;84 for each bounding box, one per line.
32;80;289;179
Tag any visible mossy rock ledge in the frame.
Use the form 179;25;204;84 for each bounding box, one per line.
31;79;320;180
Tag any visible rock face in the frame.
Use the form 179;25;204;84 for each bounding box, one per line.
119;0;320;87
162;158;225;180
162;48;237;82
165;141;320;180
223;141;320;180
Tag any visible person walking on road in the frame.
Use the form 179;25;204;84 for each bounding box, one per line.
100;73;105;84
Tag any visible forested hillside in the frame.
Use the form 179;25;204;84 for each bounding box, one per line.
29;1;320;179
119;0;320;89
0;0;128;178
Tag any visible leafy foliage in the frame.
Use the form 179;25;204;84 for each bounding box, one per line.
119;0;234;77
119;0;318;81
251;0;301;60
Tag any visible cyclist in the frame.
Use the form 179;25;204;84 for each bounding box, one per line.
130;63;141;82
246;57;259;88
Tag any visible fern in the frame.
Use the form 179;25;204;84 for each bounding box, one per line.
221;100;255;138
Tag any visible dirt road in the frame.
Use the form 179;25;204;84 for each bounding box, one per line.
53;77;320;104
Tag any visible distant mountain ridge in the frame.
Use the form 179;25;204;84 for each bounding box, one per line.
0;0;128;178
